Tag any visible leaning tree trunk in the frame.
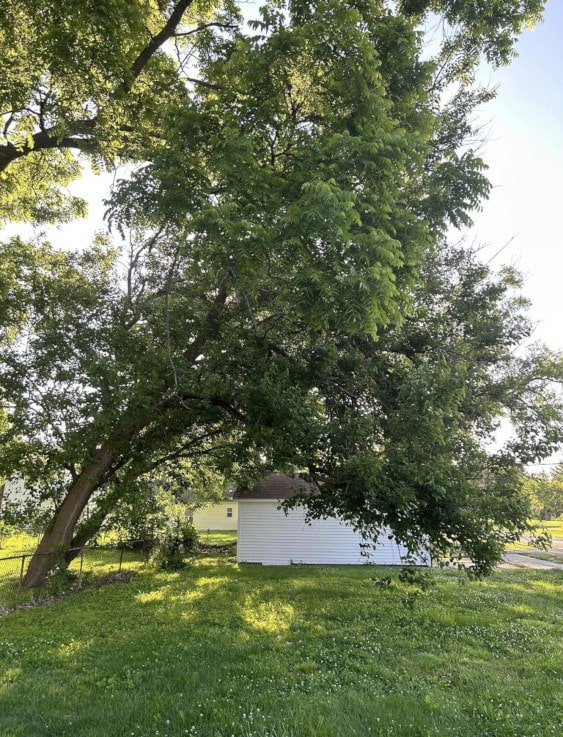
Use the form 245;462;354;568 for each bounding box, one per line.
23;444;117;587
23;289;229;587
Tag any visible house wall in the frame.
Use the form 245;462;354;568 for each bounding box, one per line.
1;477;28;510
237;500;430;566
193;501;238;531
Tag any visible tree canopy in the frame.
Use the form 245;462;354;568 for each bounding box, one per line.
0;0;560;584
522;466;563;521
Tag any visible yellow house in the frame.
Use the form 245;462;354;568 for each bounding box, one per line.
192;500;238;532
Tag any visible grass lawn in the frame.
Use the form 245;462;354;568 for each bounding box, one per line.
0;533;147;609
0;542;561;737
0;529;39;556
198;530;237;547
536;519;563;538
504;518;563;550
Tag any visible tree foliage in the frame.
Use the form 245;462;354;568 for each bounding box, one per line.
0;0;559;583
0;0;234;221
522;467;563;521
285;248;563;573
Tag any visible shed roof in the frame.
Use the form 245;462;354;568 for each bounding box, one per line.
233;473;313;501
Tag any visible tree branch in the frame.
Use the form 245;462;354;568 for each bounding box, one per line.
125;0;197;92
0;119;97;173
0;1;196;172
184;77;224;91
124;428;225;477
183;271;232;364
173;22;237;38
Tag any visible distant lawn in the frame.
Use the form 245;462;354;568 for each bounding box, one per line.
0;547;561;737
0;529;38;556
504;518;563;550
536;518;563;538
197;529;237;546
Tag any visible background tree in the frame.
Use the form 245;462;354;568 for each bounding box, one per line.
0;0;559;584
522;467;563;520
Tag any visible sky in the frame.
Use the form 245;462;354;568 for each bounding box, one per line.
468;0;563;352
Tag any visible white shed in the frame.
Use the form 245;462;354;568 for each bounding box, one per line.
235;474;430;566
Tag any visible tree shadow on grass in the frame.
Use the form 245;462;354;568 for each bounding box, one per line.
0;559;561;737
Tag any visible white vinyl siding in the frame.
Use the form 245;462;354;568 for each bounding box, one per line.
2;477;27;506
237;500;430;566
193;501;238;531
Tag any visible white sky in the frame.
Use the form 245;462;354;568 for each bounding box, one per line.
469;0;563;351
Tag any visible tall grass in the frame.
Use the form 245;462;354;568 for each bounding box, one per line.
0;546;561;737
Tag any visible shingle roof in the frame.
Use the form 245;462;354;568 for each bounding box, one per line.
233;473;313;501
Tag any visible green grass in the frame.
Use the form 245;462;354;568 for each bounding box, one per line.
504;518;563;550
536;518;563;538
0;545;561;737
0;538;146;609
198;529;237;546
0;529;39;556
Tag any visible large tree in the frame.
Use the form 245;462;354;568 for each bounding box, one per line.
1;0;559;584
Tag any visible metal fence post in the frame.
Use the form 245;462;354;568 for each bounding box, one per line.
78;549;84;588
18;554;26;591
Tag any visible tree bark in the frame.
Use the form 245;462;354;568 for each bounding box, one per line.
22;442;118;587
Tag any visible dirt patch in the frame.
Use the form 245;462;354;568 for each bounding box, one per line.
198;543;235;554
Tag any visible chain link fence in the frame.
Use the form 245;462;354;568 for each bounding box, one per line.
0;543;145;611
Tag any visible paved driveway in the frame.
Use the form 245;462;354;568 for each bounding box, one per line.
500;533;563;569
503;551;563;569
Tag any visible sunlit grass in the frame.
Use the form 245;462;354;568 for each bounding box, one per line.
198;529;237;546
0;536;146;609
0;530;38;556
0;546;561;737
536;518;563;538
0;530;233;609
504;518;563;550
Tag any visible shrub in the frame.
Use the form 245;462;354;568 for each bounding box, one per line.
44;565;79;595
152;522;199;570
